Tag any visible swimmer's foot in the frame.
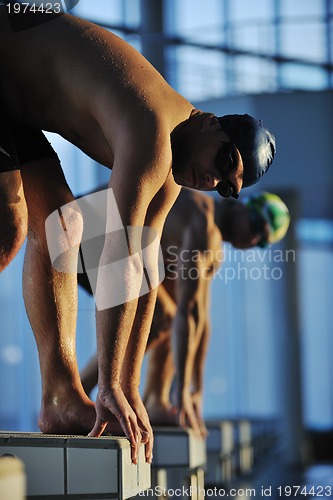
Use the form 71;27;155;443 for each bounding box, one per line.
38;392;124;436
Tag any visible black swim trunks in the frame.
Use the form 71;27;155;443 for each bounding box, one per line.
0;111;58;173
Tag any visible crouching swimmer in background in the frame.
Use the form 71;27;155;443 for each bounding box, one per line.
79;189;290;437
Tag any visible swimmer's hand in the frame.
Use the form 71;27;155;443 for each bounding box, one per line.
125;389;154;464
176;390;207;439
89;387;141;464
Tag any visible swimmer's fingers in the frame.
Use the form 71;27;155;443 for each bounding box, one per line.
90;388;141;464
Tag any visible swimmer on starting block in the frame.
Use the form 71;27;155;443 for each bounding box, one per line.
0;5;276;463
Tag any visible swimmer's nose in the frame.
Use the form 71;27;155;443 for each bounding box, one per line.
205;174;219;189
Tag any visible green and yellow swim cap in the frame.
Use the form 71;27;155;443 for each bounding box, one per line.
244;192;290;247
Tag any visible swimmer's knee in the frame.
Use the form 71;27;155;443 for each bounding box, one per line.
58;202;84;246
28;189;83;245
44;203;84;272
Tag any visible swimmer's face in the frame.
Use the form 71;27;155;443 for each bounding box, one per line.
225;200;269;249
172;115;243;197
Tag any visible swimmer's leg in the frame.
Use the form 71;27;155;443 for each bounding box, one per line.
20;157;98;434
143;335;178;426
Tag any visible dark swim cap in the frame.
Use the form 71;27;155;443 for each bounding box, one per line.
217;114;276;187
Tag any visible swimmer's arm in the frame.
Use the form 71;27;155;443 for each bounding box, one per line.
120;173;181;459
172;227;208;434
95;123;173;384
121;172;181;391
91;131;179;462
192;317;210;398
191;251;220;397
190;284;211;437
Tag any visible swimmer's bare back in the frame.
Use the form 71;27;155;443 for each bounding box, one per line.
0;8;192;170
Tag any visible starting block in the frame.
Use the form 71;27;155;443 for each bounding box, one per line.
205;420;236;486
205;419;253;486
205;419;281;488
234;419;253;475
0;432;150;499
150;427;206;500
